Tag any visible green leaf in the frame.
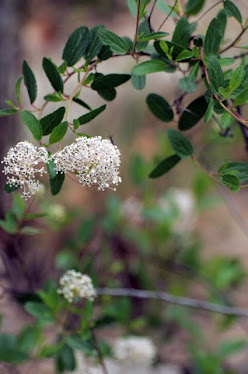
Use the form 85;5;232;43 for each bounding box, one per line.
179;95;208;130
234;88;248;106
85;26;104;60
218;340;247;358
172;17;191;49
203;18;222;56
42;58;64;92
0;334;28;363
229;66;245;92
40;107;65;135
139;31;169;41
204;96;214;123
77;104;106;125
58;61;67;74
221;112;233;129
4;183;19;194
91;74;130;90
167;128;193;158
56;344;76;372
219;162;248;182
146;93;174;122
136;21;150;51
73;97;91;110
207;54;225;95
131;73;146;90
12;194;26;221
22;60;37;104
156;0;178;19
66;335;95;353
98;28;129;54
132;60;168;76
44;93;63;102
0;108;18;117
97;88;117;101
15;77;22;105
224;0;242;24
221;174;240;191
24;302;55;323
21;111;42;141
189;62;199;80
97;45;113;61
178;77;197;93
126;0;137;17
49;121;68;144
47;160;65;195
149;154;181;178
175;50;194;61
185;0;205;15
155;40;184;60
219;57;235;66
62;26;90;66
219;86;230;99
17;326;41;354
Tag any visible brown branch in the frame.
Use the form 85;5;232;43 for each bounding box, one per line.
157;0;178;32
196;0;223;23
219;26;248;54
91;328;109;374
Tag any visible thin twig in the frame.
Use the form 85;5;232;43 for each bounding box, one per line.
97;288;248;317
196;0;223;23
91;328;109;374
132;0;142;56
148;0;157;32
220;26;248;54
157;0;178;32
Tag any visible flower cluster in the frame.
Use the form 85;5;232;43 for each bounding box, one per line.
113;336;156;367
57;270;96;303
52;136;122;191
1;141;48;199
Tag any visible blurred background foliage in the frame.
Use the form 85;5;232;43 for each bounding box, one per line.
1;0;248;373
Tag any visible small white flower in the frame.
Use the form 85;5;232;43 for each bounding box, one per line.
47;204;66;223
2;141;48;199
113;336;156;367
57;270;96;303
52;136;122;191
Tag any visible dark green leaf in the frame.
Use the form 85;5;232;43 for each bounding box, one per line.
85;26;104;60
178;96;208;130
97;88;117;101
22;60;37;104
56;344;76;372
217;9;227;39
167;128;194;158
15;77;22;105
207;54;225;95
77;104;106;125
203;18;222;55
66;335;95;353
97;45;113;60
73;97;92;110
0;108;18;117
21;111;42;141
40;107;65;135
149;154;181;178
234;88;248;106
62;26;90;66
221;174;240;191
136;21;150;51
224;1;242;24
146;93;174;122
4;183;19;193
0;334;28;363
131;73;146;90
132;60;168;75
91;74;130;90
172;17;191;49
219;162;248;182
24;302;55;323
155;40;184;60
221;112;233;129
178;77;197;93
49;121;68;144
17;326;41;353
58;61;67;74
47;160;65;196
42;58;64;92
98;28;129;54
185;0;205;15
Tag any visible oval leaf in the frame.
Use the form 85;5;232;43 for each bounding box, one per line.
40;107;66;135
42;58;64;92
224;1;242;24
221;174;240;191
22;60;37;104
77;105;106;125
91;74;131;90
0;108;18;117
49;121;68;144
98;28;129;55
131;74;146;90
167;128;194;158
62;27;90;66
149;154;181;178
207;54;225;95
178;95;208;130
203;18;222;56
132;60;168;76
21;111;42;141
147;93;174;122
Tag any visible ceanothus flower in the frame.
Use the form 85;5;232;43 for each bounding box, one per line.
52;136;122;191
57;270;96;303
1;141;48;199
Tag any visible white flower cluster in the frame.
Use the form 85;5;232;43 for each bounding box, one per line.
1;141;48;199
52;136;122;191
57;270;96;303
2;137;122;199
113;336;156;367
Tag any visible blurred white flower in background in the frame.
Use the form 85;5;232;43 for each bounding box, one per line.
121;196;143;225
113;336;156;367
47;203;66;223
57;270;96;303
158;188;197;233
